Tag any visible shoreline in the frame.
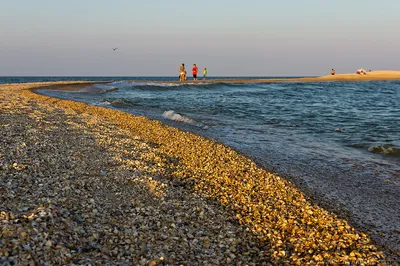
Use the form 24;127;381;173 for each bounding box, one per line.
187;70;400;83
0;81;398;264
9;70;400;88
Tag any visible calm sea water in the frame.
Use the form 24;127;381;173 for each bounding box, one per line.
2;76;400;252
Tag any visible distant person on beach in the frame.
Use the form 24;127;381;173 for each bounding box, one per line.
356;68;367;75
192;64;198;81
203;68;207;80
331;69;335;75
179;63;186;81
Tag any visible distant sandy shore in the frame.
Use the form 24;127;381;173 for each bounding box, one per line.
302;70;400;82
174;70;400;84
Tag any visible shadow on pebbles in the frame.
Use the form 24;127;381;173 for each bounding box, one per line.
1;84;267;265
0;83;393;265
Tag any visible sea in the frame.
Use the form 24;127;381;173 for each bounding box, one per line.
2;76;400;251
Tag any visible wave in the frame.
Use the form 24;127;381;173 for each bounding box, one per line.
109;99;133;108
348;143;369;149
109;81;256;91
162;110;197;124
111;81;183;88
79;85;118;94
368;145;400;157
97;100;111;106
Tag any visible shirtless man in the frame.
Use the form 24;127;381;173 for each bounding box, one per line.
179;63;186;81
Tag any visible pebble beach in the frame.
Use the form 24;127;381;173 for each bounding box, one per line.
0;82;396;265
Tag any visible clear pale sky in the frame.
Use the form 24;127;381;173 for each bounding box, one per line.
1;0;399;76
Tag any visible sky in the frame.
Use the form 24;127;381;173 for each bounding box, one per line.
1;0;399;76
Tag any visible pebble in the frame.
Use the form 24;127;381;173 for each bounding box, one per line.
0;82;392;265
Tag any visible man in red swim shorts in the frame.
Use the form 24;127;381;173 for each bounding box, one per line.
192;64;198;81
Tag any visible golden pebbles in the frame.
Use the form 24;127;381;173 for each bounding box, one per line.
7;82;388;264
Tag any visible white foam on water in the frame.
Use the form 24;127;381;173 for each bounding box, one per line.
79;85;118;94
98;100;111;106
139;82;182;87
110;81;182;88
109;81;214;89
162;110;196;124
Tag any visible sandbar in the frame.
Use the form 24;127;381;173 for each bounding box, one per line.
170;70;400;84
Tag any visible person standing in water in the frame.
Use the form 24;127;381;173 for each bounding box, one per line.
192;64;198;81
179;63;186;81
203;68;207;80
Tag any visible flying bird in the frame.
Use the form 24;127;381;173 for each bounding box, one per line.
112;48;118;51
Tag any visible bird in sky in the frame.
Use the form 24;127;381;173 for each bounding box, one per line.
112;48;118;51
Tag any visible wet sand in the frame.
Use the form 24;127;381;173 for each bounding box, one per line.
0;81;398;264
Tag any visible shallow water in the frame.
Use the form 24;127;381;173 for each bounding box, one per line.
36;79;400;162
3;76;400;252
